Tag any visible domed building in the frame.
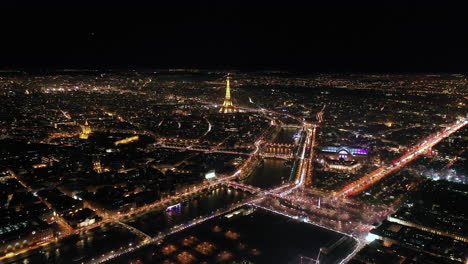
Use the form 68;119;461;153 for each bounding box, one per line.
319;145;369;172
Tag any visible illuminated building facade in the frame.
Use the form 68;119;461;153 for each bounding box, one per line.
79;120;92;139
219;76;236;113
320;146;369;160
93;159;103;174
114;135;139;146
319;145;368;172
327;160;361;171
0;219;54;255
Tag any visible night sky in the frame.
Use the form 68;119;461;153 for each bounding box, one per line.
1;5;467;72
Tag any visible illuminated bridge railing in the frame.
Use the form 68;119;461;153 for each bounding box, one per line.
259;153;294;159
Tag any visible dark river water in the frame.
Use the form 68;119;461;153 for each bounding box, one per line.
109;206;358;264
243;158;295;189
241;126;299;190
274;127;300;145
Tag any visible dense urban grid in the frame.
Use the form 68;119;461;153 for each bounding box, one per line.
0;70;467;264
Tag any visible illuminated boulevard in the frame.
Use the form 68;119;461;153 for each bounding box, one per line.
335;118;468;198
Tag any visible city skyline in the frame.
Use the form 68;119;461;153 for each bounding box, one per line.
0;6;467;264
1;70;466;263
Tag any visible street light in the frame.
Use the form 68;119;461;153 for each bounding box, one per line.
316;247;323;264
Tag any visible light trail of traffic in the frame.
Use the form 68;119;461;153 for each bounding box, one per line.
304;125;317;187
280;123;316;195
335;118;468;198
9;169;74;233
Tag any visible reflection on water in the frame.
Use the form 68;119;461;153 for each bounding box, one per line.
4;188;251;264
4;223;142;264
274;127;300;144
124;186;251;237
243;158;293;189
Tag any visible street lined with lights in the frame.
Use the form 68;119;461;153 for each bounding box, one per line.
335;118;468;198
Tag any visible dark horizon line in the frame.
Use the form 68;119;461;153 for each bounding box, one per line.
1;67;466;75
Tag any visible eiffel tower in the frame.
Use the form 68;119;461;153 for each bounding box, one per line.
219;75;236;113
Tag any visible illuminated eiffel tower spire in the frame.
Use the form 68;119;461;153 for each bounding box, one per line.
225;77;231;100
219;75;236;113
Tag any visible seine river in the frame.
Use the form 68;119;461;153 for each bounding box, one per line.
241;126;299;189
243;158;294;189
3;186;251;264
109;206;358;264
121;186;251;237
